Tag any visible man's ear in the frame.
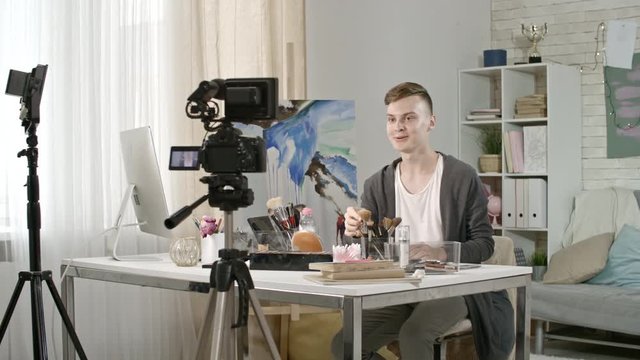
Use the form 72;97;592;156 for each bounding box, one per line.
427;115;436;132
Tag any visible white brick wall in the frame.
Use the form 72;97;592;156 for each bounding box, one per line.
492;0;640;190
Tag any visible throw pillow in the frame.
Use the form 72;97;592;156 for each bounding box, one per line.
543;232;614;284
587;224;640;289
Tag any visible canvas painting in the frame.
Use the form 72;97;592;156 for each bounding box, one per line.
236;100;357;248
605;52;640;158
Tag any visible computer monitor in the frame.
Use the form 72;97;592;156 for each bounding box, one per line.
113;126;174;260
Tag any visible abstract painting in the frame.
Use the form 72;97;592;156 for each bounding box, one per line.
605;52;640;158
235;100;357;247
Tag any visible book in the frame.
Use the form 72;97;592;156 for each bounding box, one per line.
466;114;501;120
321;267;405;280
303;274;422;285
308;260;394;273
503;131;513;173
515;113;547;119
523;125;547;173
508;130;524;173
470;108;501;114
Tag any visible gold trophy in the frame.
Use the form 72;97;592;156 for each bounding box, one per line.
521;23;548;63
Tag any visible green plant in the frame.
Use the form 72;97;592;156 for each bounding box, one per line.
529;251;547;266
477;126;502;154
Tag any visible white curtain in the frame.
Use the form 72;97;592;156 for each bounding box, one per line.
0;0;305;359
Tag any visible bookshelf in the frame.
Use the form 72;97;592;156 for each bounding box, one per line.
458;63;582;258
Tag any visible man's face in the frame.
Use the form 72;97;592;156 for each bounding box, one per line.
386;95;435;154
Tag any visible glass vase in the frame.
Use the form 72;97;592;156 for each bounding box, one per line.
169;236;200;267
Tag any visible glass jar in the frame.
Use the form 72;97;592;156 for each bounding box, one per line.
169;236;200;267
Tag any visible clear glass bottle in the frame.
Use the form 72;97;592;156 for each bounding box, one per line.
299;207;317;233
396;225;410;268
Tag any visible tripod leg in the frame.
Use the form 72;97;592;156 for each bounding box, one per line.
30;273;48;360
43;273;88;360
195;291;218;360
210;291;231;360
0;276;27;342
248;290;281;360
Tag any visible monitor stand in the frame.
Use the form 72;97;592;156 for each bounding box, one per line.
111;184;162;261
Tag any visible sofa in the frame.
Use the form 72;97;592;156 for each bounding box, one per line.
532;187;640;353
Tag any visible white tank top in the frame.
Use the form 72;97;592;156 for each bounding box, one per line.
394;154;443;245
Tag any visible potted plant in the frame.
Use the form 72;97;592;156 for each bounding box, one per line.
477;126;502;173
529;251;547;281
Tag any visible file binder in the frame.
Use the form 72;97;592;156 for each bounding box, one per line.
515;178;529;228
527;178;548;228
503;178;516;227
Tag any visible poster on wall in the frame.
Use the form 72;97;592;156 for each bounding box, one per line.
237;100;358;248
605;52;640;158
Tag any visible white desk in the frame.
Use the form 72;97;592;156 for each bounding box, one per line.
60;254;531;359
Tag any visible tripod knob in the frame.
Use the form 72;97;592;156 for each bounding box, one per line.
219;248;248;260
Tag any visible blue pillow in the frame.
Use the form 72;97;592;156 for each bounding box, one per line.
587;224;640;288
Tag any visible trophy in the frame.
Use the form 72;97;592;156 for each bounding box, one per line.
521;23;548;63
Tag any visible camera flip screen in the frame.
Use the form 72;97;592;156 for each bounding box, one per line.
169;146;201;170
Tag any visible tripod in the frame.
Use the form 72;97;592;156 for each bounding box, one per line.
0;114;87;358
166;174;280;360
195;212;280;360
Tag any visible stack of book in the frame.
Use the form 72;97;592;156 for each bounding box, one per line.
308;260;405;280
515;94;547;118
466;108;501;121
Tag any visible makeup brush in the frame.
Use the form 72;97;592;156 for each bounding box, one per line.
387;217;403;238
266;196;291;230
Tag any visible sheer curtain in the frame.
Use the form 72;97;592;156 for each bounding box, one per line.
0;0;304;359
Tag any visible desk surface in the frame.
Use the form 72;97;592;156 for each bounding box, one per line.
63;254;531;297
62;254;532;360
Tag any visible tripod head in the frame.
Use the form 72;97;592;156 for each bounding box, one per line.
5;64;48;131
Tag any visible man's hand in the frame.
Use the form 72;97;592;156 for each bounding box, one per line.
344;206;363;237
409;243;448;262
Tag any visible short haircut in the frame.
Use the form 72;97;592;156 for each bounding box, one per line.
384;82;433;114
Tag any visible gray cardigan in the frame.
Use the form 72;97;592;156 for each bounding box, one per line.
360;154;515;360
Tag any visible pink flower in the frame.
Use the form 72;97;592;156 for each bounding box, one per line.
200;216;218;237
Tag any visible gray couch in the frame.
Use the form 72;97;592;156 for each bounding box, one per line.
532;189;640;353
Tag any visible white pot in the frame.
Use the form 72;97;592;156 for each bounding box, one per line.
201;233;225;265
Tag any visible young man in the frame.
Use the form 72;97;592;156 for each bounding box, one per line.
331;82;514;360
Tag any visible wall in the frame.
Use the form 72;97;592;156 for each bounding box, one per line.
306;0;492;195
491;0;640;190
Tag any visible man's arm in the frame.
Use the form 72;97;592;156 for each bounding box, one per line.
461;174;494;263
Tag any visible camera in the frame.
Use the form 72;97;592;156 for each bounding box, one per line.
170;77;277;174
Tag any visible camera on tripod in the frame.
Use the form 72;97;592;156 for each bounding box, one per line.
168;78;277;174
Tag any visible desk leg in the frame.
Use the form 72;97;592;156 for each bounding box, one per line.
342;297;362;360
516;279;531;360
61;274;75;360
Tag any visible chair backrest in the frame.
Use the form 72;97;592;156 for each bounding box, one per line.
486;235;517;360
484;235;516;266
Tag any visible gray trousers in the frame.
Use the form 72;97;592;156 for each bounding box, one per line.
331;296;468;360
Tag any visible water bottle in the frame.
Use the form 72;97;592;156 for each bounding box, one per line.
396;225;410;268
299;207;317;233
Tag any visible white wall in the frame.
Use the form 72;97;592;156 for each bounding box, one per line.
305;0;492;195
491;0;640;190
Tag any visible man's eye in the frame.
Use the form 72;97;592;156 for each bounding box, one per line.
387;117;395;123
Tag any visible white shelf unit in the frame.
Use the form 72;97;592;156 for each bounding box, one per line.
458;63;582;258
